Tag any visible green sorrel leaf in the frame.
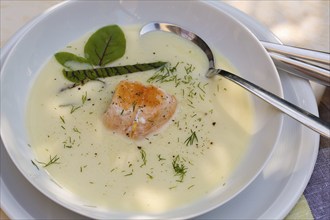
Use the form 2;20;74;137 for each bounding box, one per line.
84;25;126;66
54;52;91;69
63;61;167;83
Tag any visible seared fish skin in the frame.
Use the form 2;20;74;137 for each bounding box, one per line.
103;80;177;139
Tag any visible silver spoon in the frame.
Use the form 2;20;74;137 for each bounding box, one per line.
140;22;330;138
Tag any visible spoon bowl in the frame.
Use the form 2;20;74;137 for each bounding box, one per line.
140;22;330;138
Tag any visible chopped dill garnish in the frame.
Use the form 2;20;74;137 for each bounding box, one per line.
184;130;198;146
147;63;179;84
187;98;193;105
188;185;195;189
36;155;60;167
146;173;153;179
172;155;187;182
157;154;166;161
124;171;133;176
197;82;205;93
187;88;195;98
70;105;81;114
73;127;81;133
140;149;147;167
182;74;193;84
82;91;87;104
31;160;39;170
184;63;195;74
120;109;124;115
147;62;197;88
63;136;74;148
60;116;65;124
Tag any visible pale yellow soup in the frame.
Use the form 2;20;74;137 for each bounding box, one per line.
26;25;255;213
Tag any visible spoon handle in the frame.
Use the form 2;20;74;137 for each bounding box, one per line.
217;69;330;138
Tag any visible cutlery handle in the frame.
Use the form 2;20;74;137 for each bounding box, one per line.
269;52;330;86
261;41;330;86
218;69;330;138
261;41;330;65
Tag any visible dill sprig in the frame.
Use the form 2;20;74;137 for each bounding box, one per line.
58;104;81;113
184;63;195;74
140;149;147;167
124;171;133;176
82;91;87;104
70;105;81;114
73;127;81;134
60;116;65;124
31;160;39;170
63;136;75;148
146;173;153;179
157;154;166;161
36;155;60;167
184;130;198;146
147;62;180;84
172;155;187;182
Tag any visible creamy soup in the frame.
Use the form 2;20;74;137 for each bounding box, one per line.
26;25;254;213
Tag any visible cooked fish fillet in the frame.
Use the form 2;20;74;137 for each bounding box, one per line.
103;80;177;139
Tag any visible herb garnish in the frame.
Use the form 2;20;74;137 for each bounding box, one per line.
70;105;81;114
124;170;133;176
36;155;60;167
172;155;187;182
157;154;166;161
188;185;195;189
60;116;65;124
63;136;75;148
31;160;39;170
55;24;166;85
147;62;181;85
62;61;167;83
140;149;147;167
82;92;87;104
73;127;81;134
184;130;198;146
